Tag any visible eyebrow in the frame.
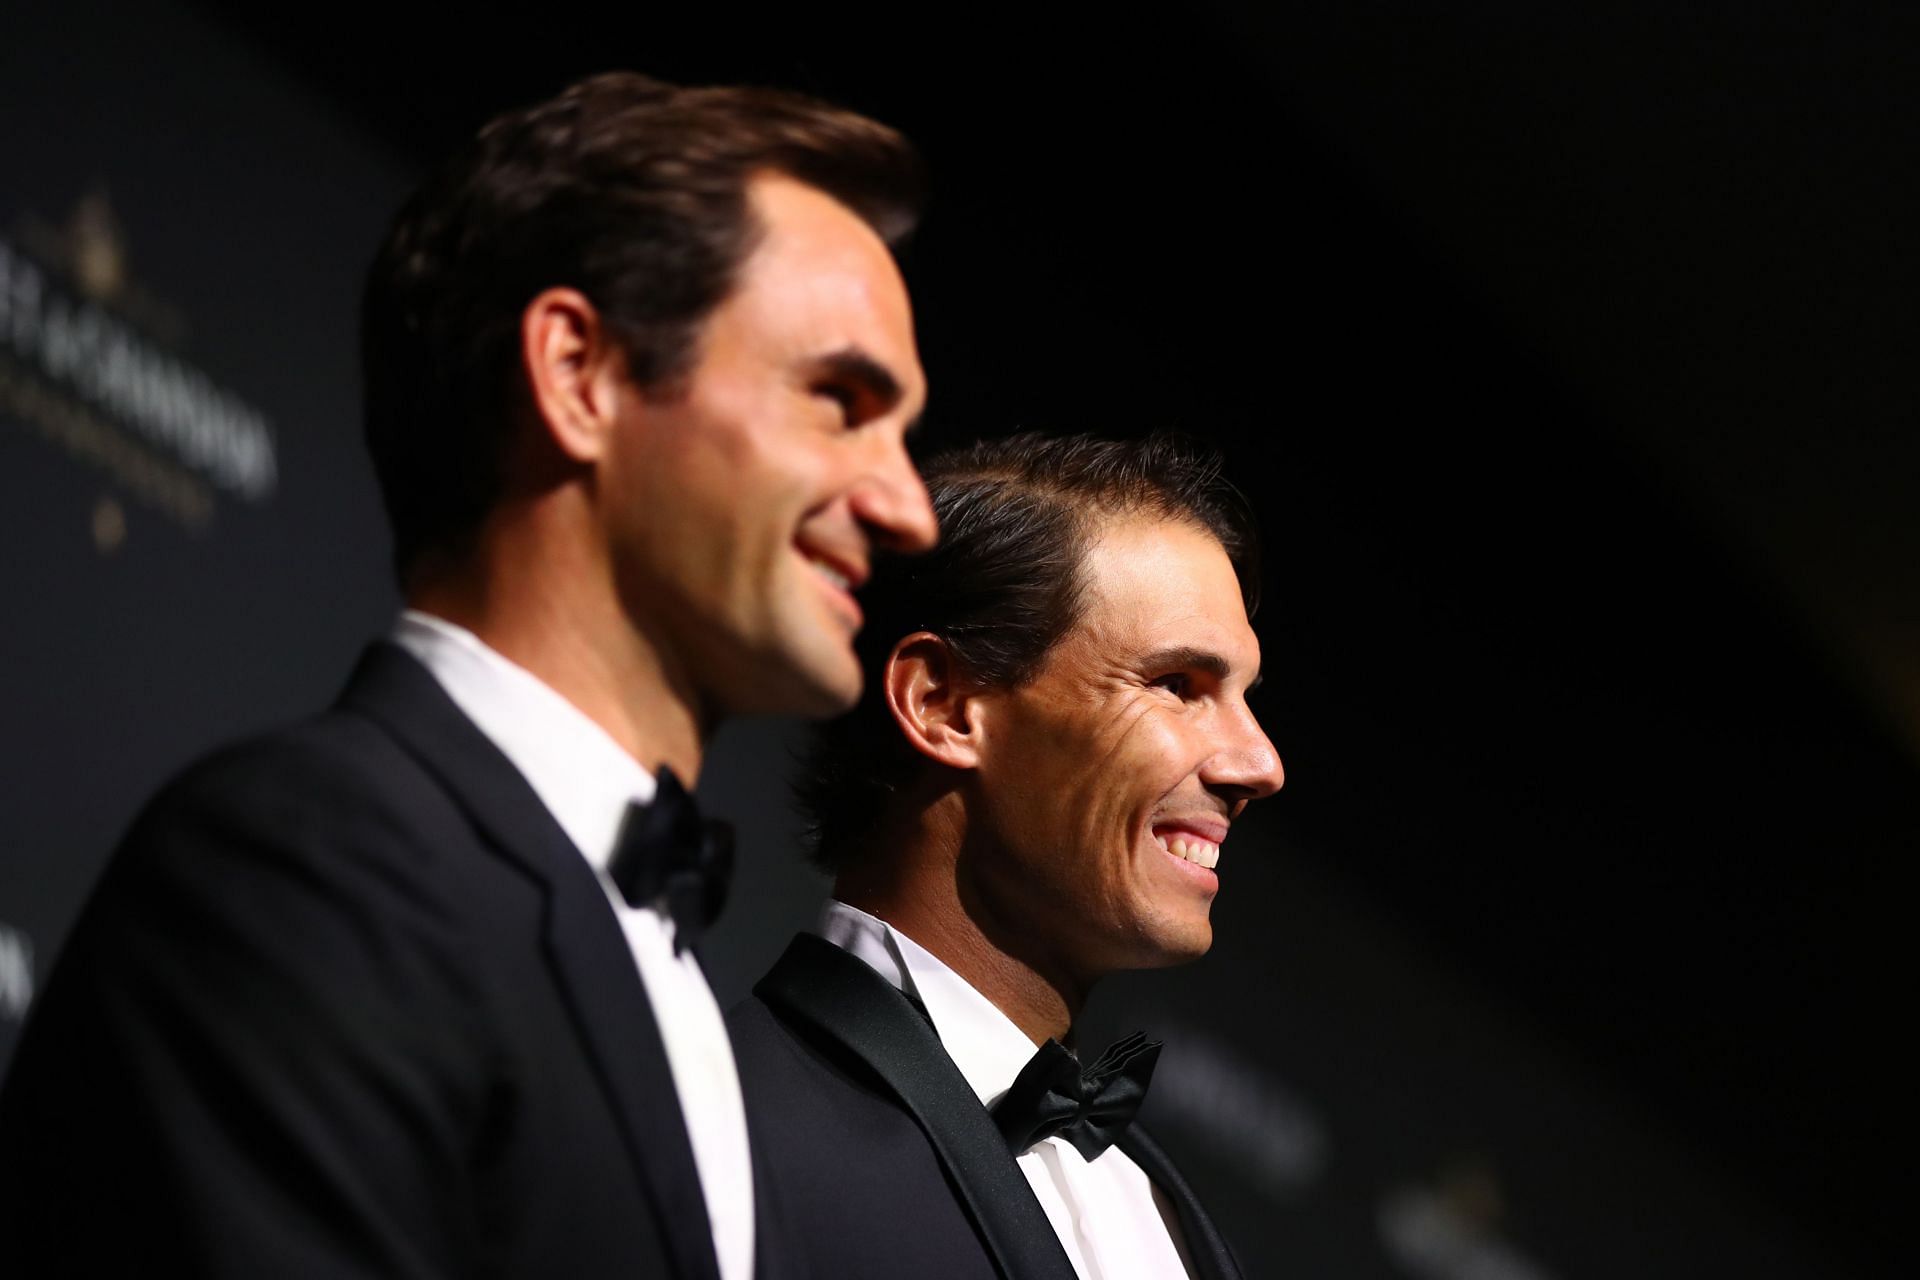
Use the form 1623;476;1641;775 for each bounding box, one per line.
1139;645;1259;690
813;348;919;430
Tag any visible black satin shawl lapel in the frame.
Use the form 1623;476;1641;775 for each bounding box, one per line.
1119;1127;1244;1280
339;643;721;1280
755;934;1079;1280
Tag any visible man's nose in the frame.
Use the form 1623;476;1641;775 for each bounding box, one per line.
852;442;938;553
1207;706;1285;803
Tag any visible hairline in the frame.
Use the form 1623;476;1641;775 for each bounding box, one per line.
952;501;1242;695
620;166;910;405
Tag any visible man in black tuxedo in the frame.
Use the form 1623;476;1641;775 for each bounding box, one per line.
730;433;1286;1279
0;73;935;1277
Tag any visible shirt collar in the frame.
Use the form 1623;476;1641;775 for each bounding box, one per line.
817;900;1042;1108
391;610;654;871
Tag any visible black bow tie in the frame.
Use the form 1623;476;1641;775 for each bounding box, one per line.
990;1032;1162;1161
607;766;734;955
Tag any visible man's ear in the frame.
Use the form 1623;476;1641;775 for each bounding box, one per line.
884;632;983;770
520;287;628;463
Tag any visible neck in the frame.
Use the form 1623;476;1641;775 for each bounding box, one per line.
837;802;1090;1046
408;513;709;783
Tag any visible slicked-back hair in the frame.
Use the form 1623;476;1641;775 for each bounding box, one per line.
797;431;1261;874
362;71;924;582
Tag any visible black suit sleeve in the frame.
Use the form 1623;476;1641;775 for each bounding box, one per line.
0;735;498;1278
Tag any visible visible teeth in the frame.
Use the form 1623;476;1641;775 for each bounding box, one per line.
1159;834;1220;870
810;558;850;591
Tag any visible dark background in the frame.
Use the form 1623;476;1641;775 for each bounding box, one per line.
6;3;1913;1275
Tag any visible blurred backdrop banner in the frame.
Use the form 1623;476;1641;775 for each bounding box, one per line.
0;0;402;1090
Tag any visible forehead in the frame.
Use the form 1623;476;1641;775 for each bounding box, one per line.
715;174;923;394
1066;515;1257;665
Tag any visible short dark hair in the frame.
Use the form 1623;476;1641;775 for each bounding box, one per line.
362;71;924;581
797;431;1261;873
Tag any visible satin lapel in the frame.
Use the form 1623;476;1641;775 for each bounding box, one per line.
339;644;721;1280
1118;1127;1243;1280
755;934;1079;1280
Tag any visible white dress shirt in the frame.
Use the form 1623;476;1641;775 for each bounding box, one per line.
818;900;1196;1280
393;611;753;1280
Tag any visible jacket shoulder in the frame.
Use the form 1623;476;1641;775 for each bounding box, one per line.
728;990;1007;1280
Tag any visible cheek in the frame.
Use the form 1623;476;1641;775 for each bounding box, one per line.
655;380;787;491
1090;706;1190;811
1012;706;1183;845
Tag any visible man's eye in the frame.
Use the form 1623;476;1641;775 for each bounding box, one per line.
1148;673;1191;698
816;384;859;424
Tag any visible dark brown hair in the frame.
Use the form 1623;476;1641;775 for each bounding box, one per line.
361;71;923;580
797;431;1261;873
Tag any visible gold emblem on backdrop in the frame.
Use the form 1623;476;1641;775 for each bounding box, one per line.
20;191;187;344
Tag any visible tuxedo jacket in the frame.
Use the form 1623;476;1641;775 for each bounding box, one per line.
727;933;1243;1280
0;643;781;1279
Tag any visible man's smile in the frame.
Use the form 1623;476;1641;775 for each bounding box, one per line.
801;546;866;629
1151;819;1227;872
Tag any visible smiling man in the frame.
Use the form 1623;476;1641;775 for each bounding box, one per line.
729;433;1283;1279
0;74;933;1278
